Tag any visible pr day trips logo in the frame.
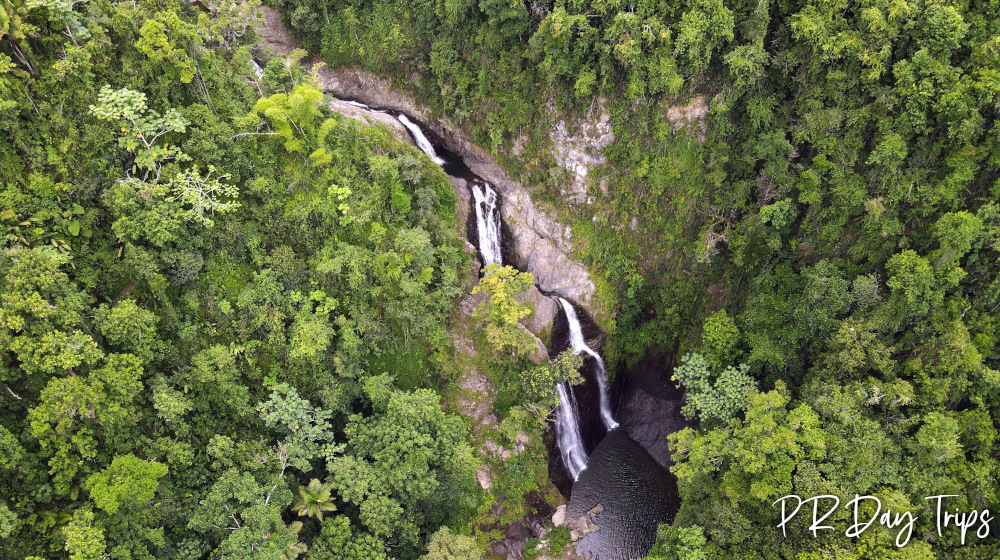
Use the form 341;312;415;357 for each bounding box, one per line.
773;494;992;547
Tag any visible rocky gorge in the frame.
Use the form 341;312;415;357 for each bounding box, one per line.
255;8;687;558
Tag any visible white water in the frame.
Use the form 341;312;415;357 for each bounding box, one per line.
396;114;445;165
471;182;503;267
556;382;588;479
343;99;377;111
558;297;619;430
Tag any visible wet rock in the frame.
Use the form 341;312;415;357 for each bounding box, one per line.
617;354;693;470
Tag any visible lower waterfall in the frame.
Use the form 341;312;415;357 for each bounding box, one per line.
555;382;588;479
558;297;619;431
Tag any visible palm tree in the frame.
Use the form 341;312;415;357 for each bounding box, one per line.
291;478;337;521
0;0;34;73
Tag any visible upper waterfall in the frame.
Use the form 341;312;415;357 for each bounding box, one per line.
396;114;445;165
558;297;619;431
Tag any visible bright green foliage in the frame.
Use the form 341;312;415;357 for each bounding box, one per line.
85;454;168;515
670;384;827;544
291;478;337;520
886;250;941;320
94;299;158;363
253;83;329;155
420;526;482;560
168;165;240;227
88;86;190;183
188;467;303;560
0;0;29;42
510;350;584;408
0;502;16;539
700;310;738;369
136;11;199;83
674;0;735;74
0;246;100;377
63;508;106;560
28;354;143;494
259;383;340;471
646;525;710;560
0;4;471;558
473;263;537;358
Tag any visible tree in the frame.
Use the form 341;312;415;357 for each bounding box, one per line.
29;353;144;494
421;526;482;560
0;0;32;71
472;263;536;358
886;250;941;321
85;454;168;514
672;352;756;426
308;516;388;560
136;10;200;83
328;389;475;551
258;383;341;471
1;246;101;377
94;299;158;363
169;165;240;227
88;85;190;184
63;508;106;560
669;383;827;544
673;0;734;74
291;478;337;520
188;466;304;560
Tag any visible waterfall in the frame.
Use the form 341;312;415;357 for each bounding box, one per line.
556;382;588;480
342;99;372;110
558;297;619;431
471;182;502;267
396;114;445;165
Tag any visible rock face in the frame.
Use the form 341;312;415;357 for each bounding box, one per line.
328;98;413;145
615;354;693;470
549;101;614;204
665;94;710;143
256;6;598;312
516;286;558;339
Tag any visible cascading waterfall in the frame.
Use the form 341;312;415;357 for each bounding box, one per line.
471;182;503;267
328;97;596;481
396;114;445;165
556;382;588;480
558;297;619;431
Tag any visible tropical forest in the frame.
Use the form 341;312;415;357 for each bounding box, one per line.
0;0;998;558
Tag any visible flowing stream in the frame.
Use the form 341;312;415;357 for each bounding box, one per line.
558;297;619;431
